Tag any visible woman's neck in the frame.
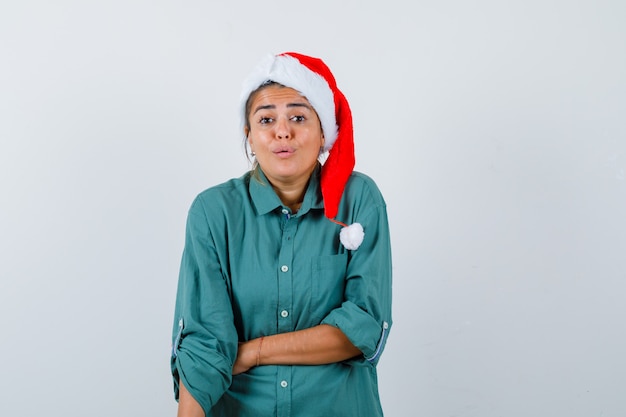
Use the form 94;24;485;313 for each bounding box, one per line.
258;164;317;213
273;183;306;212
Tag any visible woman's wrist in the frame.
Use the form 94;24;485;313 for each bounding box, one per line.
245;337;263;369
233;338;260;375
256;336;265;367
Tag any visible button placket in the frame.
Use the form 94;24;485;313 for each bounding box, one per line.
276;366;292;417
276;209;296;333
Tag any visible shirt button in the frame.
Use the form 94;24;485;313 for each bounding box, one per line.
280;310;289;318
280;265;289;272
280;380;288;388
281;209;289;215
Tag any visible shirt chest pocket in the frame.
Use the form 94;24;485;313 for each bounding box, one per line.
310;253;348;323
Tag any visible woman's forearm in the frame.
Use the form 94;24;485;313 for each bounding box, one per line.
177;380;205;417
233;324;361;375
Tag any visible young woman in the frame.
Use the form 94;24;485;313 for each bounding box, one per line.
171;52;393;417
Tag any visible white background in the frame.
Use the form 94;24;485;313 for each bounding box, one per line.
1;1;625;416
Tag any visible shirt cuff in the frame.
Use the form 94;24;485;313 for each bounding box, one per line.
321;301;391;365
172;346;232;415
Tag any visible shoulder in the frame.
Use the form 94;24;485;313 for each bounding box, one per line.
189;172;252;215
344;171;386;206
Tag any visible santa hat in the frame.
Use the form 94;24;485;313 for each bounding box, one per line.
240;52;364;250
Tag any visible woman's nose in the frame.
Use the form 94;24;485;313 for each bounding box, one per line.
275;117;291;139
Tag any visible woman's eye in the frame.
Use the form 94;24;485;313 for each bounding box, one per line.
259;117;273;124
291;115;306;122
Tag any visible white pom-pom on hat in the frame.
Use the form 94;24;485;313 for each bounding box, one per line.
339;222;365;251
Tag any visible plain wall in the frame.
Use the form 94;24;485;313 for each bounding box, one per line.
1;1;625;416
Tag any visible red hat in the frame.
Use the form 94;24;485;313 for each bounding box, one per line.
240;52;364;250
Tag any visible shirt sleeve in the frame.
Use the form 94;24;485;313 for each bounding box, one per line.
171;196;238;415
321;200;393;366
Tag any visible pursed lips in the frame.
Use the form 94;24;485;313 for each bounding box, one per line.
273;147;296;157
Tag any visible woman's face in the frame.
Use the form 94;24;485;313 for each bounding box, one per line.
246;85;325;188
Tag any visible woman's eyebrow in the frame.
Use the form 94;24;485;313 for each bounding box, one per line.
287;103;312;110
253;104;275;114
253;102;312;115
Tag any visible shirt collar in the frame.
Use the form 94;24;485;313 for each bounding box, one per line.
249;164;324;216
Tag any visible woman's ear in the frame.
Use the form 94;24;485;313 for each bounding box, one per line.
245;128;255;153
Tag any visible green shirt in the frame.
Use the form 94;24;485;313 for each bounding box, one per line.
171;166;393;417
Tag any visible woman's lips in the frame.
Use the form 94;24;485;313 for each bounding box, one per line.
273;148;295;158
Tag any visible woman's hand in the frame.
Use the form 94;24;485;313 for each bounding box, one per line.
232;339;259;375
